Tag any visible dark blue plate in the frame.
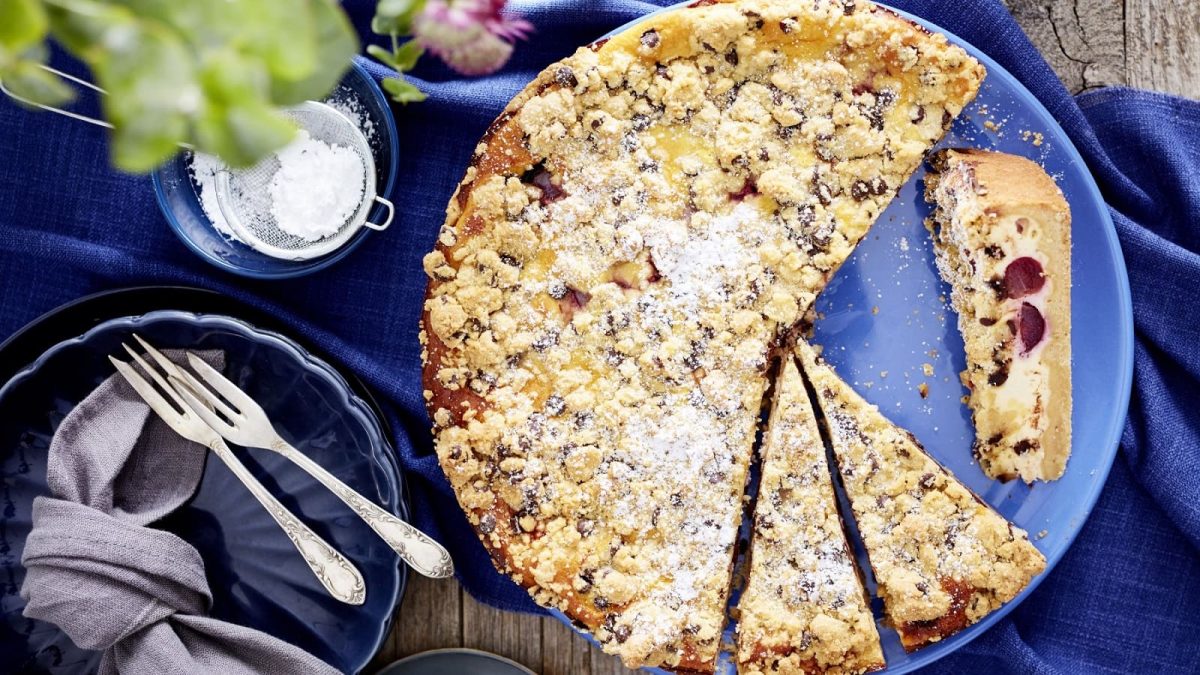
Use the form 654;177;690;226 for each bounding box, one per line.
552;3;1135;673
0;310;407;673
377;649;535;675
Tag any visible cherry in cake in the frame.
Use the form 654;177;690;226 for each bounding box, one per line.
794;340;1045;650
924;148;1072;483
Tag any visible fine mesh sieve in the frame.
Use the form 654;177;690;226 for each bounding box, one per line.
214;101;394;261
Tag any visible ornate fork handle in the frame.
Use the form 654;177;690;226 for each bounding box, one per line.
271;439;455;579
209;440;367;604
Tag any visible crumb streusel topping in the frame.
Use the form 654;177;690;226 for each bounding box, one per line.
795;340;1046;651
737;358;884;675
925;148;1072;483
420;0;983;670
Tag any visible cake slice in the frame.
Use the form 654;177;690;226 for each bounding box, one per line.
924;149;1072;482
794;340;1045;651
736;358;884;675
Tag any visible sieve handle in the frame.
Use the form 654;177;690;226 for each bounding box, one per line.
364;196;394;232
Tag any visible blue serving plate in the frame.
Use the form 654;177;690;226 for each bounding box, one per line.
0;310;408;674
151;59;401;279
547;3;1134;673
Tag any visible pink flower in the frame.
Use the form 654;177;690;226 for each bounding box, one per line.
413;0;533;76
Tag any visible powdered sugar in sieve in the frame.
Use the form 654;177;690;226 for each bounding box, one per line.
214;101;393;261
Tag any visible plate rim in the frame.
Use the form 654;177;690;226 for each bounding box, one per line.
0;306;408;674
537;2;1135;673
377;647;537;675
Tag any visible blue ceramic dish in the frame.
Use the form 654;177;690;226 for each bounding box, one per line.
151;60;400;279
547;4;1135;674
377;649;535;675
0;311;408;673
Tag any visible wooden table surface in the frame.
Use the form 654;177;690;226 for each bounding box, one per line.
367;3;1199;674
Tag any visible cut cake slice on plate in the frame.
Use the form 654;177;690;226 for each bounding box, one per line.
794;340;1045;651
924;148;1072;483
736;357;884;674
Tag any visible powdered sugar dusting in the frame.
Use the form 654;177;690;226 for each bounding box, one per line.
190;152;240;241
645;202;760;310
327;90;378;144
594;395;744;647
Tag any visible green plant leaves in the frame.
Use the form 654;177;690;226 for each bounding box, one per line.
394;39;426;71
367;40;424;74
0;0;71;107
269;0;357;105
381;76;427;104
0;0;48;58
1;0;358;172
0;58;73;107
112;0;320;83
194;49;296;168
372;0;427;37
368;1;428;106
45;1;192;171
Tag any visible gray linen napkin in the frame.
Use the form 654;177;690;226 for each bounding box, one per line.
20;351;341;675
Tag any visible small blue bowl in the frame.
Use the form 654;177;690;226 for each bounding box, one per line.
151;60;399;279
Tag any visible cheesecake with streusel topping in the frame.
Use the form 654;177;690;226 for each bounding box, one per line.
737;357;884;674
925;148;1072;483
420;0;984;669
794;340;1045;651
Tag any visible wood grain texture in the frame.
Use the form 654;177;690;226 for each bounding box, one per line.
369;3;1198;674
462;591;547;670
366;575;462;672
1005;0;1199;98
1003;0;1126;92
1126;0;1200;97
365;575;628;674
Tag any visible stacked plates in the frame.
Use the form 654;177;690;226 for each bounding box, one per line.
0;289;408;674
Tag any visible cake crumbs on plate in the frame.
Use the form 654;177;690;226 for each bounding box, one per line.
1020;129;1045;146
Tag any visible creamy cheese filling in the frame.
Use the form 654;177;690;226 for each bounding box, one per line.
981;216;1051;445
931;170;1058;478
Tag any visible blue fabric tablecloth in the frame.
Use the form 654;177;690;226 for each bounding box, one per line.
2;1;1198;673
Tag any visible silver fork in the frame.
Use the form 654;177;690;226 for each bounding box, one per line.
109;345;367;605
132;336;454;579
